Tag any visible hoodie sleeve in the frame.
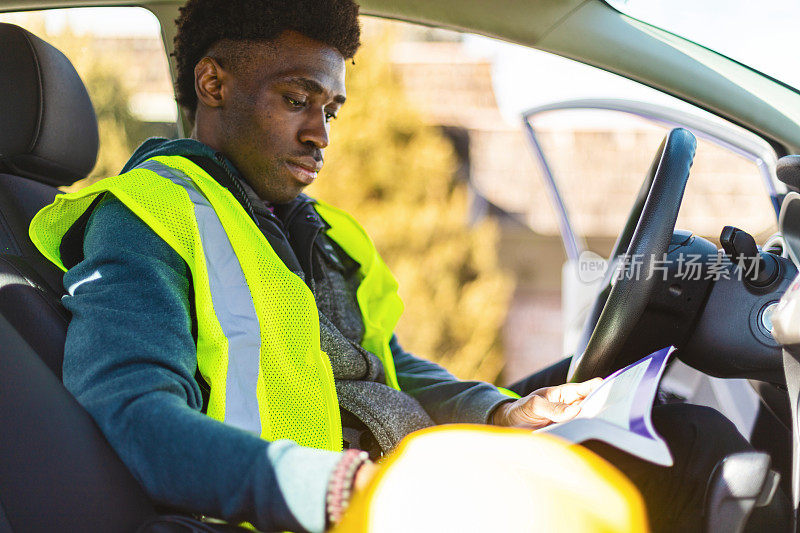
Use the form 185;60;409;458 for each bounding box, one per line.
61;197;341;533
390;335;513;425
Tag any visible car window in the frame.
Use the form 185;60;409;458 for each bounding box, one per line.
349;20;782;380
454;34;780;255
0;7;177;181
526;108;778;256
1;10;779;383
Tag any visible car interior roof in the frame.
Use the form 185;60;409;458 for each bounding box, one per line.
2;0;800;155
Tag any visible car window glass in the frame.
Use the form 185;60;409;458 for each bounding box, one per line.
349;19;782;379
451;32;780;260
526;108;778;257
0;7;177;181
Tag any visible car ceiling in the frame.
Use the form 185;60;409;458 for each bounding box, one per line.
3;0;800;154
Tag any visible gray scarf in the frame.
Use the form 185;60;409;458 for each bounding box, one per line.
313;249;434;455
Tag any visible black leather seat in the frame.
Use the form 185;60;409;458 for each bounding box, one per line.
0;23;156;532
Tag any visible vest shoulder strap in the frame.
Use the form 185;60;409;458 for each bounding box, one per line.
30;167;201;272
59;194;105;270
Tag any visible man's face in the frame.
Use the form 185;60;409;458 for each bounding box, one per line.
214;31;346;204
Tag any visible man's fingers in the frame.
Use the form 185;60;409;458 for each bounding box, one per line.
506;379;604;429
575;377;604;398
542;378;603;404
527;395;580;424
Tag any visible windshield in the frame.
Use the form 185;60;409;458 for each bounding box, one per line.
606;0;800;91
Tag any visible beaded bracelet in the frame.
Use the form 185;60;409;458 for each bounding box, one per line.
326;449;371;526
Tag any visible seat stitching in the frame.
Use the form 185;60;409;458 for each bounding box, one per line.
20;28;44;154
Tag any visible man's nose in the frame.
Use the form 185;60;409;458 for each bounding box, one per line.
298;112;329;149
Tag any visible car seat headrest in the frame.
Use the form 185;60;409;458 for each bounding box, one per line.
0;23;99;186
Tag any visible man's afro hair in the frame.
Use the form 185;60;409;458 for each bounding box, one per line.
173;0;361;116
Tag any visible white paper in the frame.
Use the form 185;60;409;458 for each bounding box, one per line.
539;347;675;466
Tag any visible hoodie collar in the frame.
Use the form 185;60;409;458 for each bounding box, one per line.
122;137;315;220
121;137;241;181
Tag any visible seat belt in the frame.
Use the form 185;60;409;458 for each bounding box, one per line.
772;190;800;532
783;347;800;532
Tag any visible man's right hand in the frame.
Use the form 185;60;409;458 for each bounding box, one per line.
492;378;603;430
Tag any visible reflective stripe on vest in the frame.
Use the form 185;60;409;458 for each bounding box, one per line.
29;155;403;451
138;160;263;435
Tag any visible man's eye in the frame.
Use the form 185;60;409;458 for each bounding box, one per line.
325;112;338;123
284;96;306;108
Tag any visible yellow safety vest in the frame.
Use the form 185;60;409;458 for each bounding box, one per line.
29;155;404;452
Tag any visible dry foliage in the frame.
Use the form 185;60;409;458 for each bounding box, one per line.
310;29;514;382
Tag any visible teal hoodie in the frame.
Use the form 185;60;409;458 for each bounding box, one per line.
60;138;510;532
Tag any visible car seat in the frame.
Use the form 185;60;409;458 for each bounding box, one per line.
0;23;156;532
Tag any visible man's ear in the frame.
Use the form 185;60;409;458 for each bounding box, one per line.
194;57;228;109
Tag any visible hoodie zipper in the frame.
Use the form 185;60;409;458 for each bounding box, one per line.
213;152;261;230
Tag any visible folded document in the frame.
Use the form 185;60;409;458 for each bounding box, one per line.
539;346;675;466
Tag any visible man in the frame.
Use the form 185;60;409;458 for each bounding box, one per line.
28;0;787;531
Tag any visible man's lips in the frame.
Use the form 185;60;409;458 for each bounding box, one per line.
285;159;322;185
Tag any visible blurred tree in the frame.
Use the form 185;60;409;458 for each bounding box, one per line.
77;59;143;181
58;34;146;188
309;28;514;382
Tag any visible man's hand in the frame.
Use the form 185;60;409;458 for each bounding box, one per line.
353;460;379;491
492;378;603;430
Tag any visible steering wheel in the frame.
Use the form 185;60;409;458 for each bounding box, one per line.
569;128;697;382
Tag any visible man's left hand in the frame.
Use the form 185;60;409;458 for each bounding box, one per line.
492;378;603;430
